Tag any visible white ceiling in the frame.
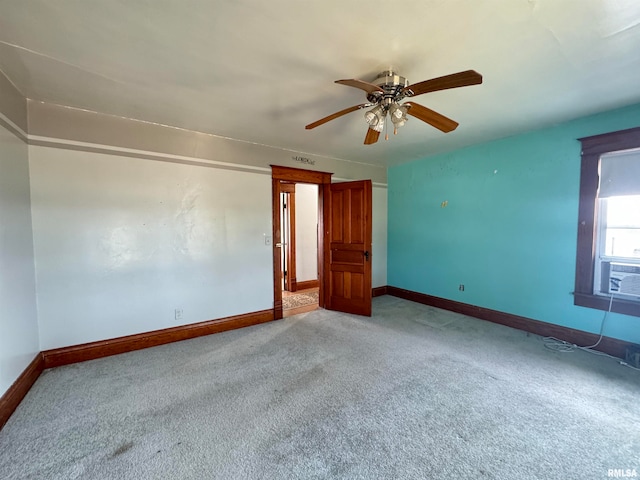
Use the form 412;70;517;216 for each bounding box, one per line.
2;0;640;167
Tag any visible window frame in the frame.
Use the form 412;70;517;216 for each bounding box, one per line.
575;126;640;317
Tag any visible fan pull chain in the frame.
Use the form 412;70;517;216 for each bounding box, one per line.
385;116;389;141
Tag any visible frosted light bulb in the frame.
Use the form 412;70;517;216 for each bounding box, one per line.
364;111;376;124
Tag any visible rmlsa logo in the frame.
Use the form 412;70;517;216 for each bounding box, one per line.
608;469;638;478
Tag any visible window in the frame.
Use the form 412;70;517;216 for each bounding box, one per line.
593;194;640;296
575;126;640;317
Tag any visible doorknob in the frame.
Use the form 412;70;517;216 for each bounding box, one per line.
275;243;283;248
364;250;370;261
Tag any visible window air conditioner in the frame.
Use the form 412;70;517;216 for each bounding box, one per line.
609;263;640;298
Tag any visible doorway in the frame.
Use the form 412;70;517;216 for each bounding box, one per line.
279;182;320;317
280;183;320;293
271;165;373;320
271;166;331;320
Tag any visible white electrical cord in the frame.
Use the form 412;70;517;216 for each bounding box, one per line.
543;294;640;372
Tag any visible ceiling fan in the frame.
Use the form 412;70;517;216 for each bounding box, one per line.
305;69;482;145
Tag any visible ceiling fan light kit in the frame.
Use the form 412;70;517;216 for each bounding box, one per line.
305;69;482;145
365;104;385;132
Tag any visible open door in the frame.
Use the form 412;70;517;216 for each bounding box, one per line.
271;166;372;319
324;180;372;316
271;166;331;320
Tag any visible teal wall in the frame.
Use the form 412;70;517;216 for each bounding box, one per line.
388;103;640;343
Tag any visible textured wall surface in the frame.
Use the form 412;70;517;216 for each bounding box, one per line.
389;103;640;343
0;124;39;397
29;146;275;349
29;145;389;349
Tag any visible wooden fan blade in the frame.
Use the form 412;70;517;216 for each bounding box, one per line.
335;79;384;95
364;128;380;145
405;102;459;133
403;70;482;97
305;104;368;129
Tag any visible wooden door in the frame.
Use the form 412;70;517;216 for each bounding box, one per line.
324;180;372;316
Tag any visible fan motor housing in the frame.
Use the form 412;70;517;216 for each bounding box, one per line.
367;70;408;103
373;70;408;88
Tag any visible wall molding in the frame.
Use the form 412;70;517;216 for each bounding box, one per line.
372;286;388;297
0;112;28;142
0;71;28;134
0;353;44;430
387;286;631;358
42;309;275;369
29;136;274;177
297;279;320;290
26;101;387;184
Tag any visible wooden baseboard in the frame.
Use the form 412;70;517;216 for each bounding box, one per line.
42;309;275;369
296;279;319;290
372;286;388;297
274;300;283;321
1;308;276;432
0;353;44;430
387;286;631;359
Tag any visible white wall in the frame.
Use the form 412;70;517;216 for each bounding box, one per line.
28;145;389;350
372;186;387;288
0;124;39;397
0;90;387;389
29;146;274;350
294;184;318;283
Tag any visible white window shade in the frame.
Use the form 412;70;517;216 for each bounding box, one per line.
599;149;640;198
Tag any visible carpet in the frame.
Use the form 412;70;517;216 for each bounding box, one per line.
1;296;638;479
283;290;319;310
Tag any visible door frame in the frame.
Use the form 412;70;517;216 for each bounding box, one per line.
271;165;332;320
280;182;297;292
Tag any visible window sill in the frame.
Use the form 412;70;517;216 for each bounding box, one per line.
574;292;640;317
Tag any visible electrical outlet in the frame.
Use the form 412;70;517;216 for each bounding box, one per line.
264;235;272;246
175;308;184;320
459;284;465;292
